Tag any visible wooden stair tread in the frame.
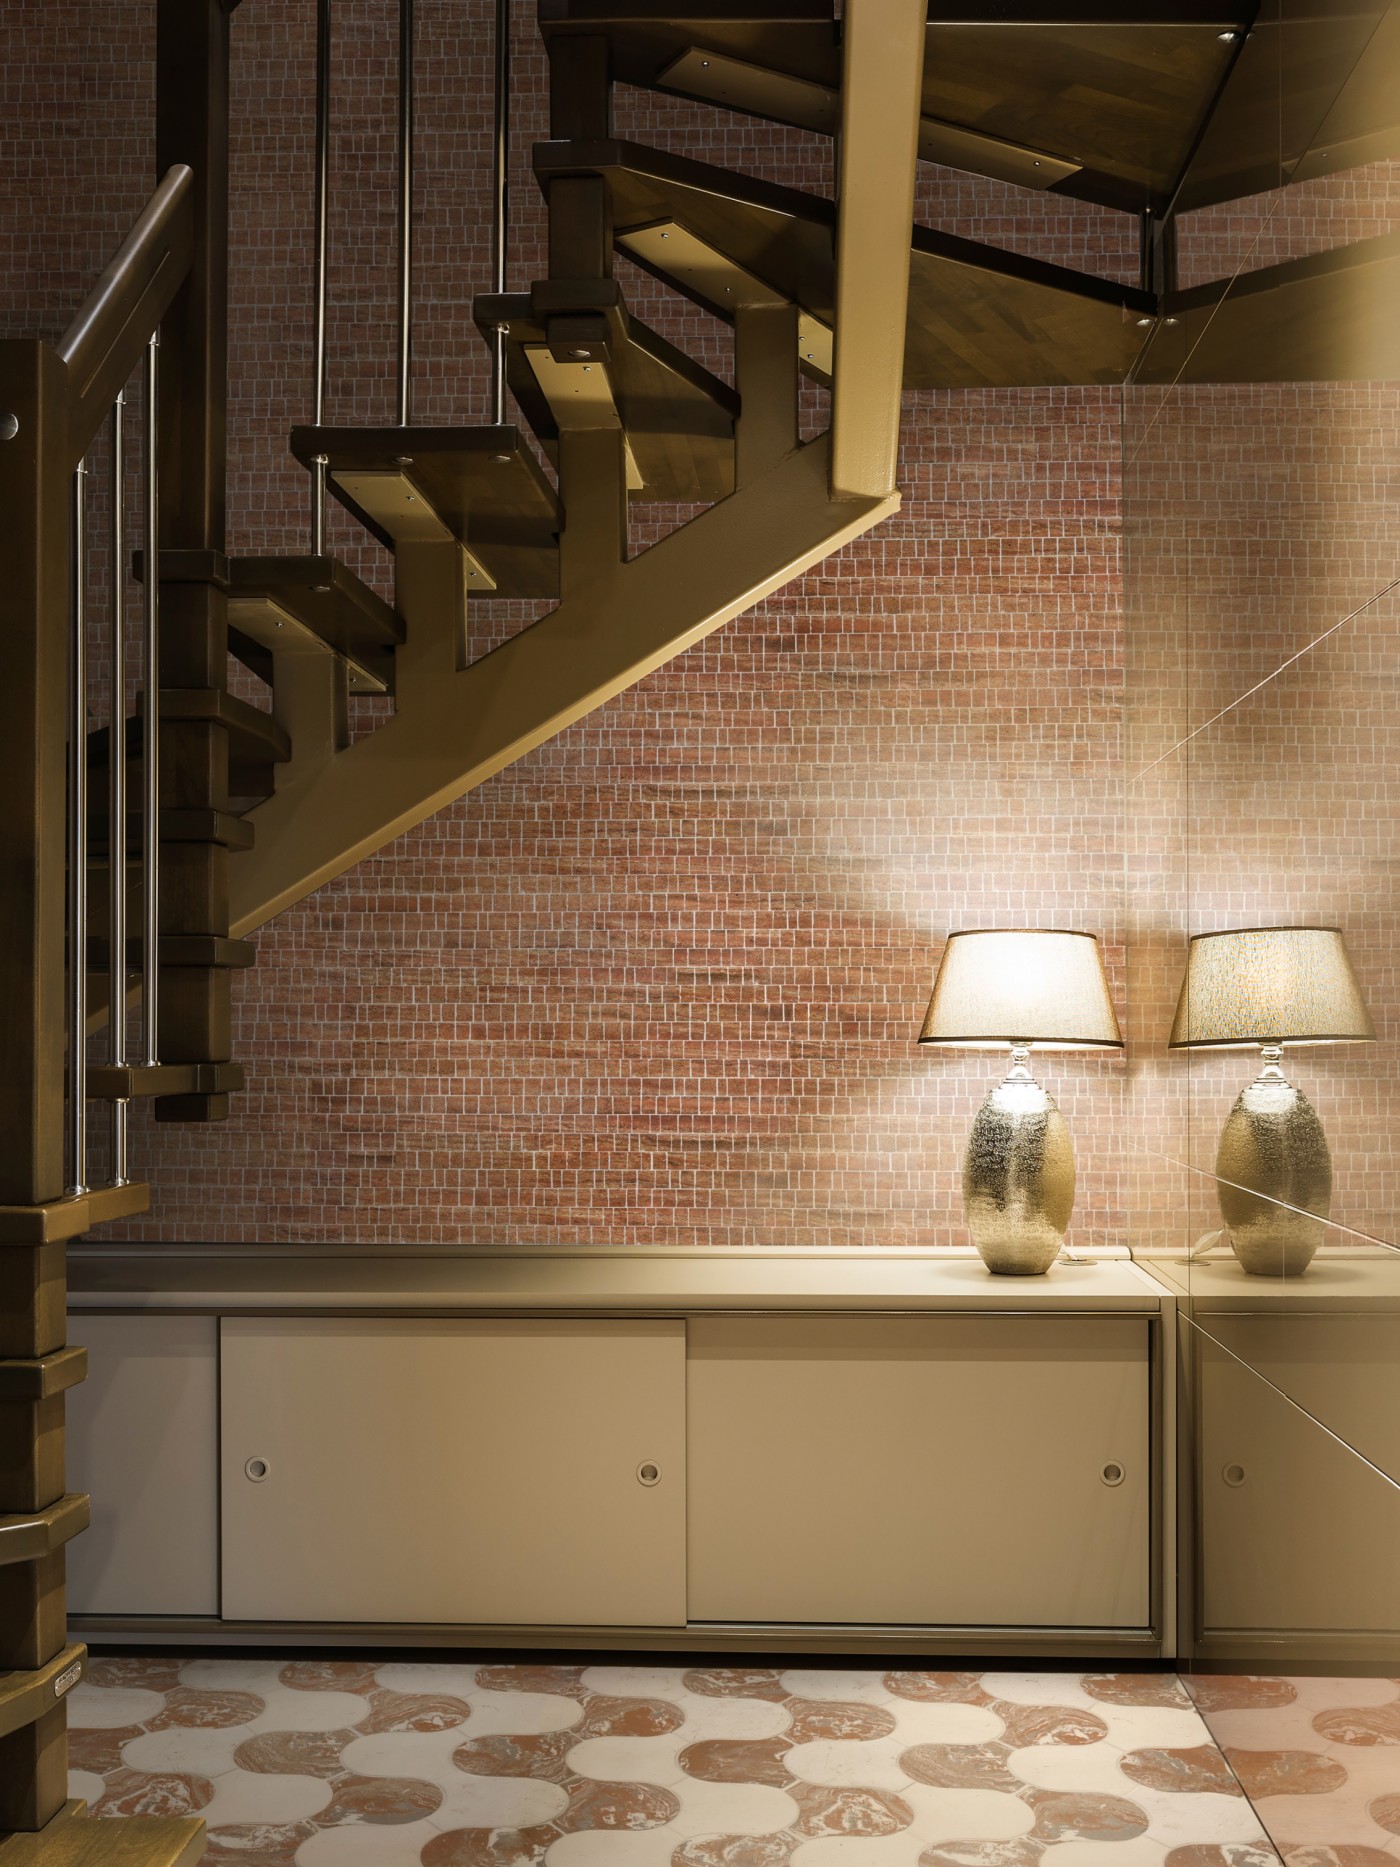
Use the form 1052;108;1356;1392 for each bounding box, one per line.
0;1184;150;1245
0;1497;89;1567
473;288;738;502
87;1061;247;1102
539;139;1152;388
88;693;291;773
0;1811;204;1867
87;935;256;972
537;4;1242;212
159;689;292;762
228;555;402;695
89;808;255;857
0;1346;88;1401
288;425;562;599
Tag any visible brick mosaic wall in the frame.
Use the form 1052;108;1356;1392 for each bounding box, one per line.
2;0;1203;1250
1125;195;1400;1257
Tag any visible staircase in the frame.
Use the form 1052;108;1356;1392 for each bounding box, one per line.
4;0;1397;1853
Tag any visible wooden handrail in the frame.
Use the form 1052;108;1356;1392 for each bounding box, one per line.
56;164;194;468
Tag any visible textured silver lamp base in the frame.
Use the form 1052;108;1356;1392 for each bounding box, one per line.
1216;1048;1332;1277
963;1049;1076;1275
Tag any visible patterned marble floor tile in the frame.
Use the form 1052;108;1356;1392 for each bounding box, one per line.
1187;1678;1400;1864
63;1661;1317;1866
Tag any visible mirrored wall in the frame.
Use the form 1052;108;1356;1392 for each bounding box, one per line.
1125;0;1400;1677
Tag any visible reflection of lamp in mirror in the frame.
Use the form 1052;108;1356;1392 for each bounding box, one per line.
1169;927;1375;1277
919;930;1123;1275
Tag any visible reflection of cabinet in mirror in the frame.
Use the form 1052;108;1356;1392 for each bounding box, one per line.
1198;1322;1400;1645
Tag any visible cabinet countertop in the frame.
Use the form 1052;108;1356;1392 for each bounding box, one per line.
68;1245;1172;1313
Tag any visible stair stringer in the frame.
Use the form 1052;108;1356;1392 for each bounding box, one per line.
229;434;897;939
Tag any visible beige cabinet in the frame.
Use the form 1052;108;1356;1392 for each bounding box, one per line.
687;1315;1150;1627
66;1314;220;1616
1199;1326;1400;1635
220;1317;686;1625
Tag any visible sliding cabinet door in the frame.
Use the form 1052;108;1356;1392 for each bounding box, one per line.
222;1317;685;1625
688;1315;1150;1627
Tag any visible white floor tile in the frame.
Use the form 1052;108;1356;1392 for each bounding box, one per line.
671;1693;791;1742
1282;1677;1400;1710
465;1689;584;1737
428;1770;570;1830
200;1768;333;1828
249;1688;372;1734
1004;1741;1125;1793
581;1666;691;1700
1251;1792;1399;1852
1124;1783;1275;1847
120;1728;244;1777
784;1736;909;1791
666;1778;796;1838
68;1769;107;1807
1094;1704;1216;1751
887;1700;1005;1747
900;1782;1037;1846
1040;1840;1168;1866
339;1728;463;1789
68;1684;166;1729
565;1734;682;1784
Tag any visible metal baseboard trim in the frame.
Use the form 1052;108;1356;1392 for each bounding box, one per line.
72;1614;1162;1659
1189;1629;1400;1673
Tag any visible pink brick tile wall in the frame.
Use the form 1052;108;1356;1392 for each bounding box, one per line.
24;3;1391;1252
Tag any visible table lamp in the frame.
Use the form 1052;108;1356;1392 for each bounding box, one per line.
1169;926;1374;1276
919;930;1123;1274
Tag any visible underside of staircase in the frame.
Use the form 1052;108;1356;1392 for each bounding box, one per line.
3;0;1399;1853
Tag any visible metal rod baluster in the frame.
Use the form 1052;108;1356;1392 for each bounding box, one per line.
67;459;89;1196
489;0;510;426
312;0;331;542
108;392;129;1183
397;0;414;425
142;329;160;1067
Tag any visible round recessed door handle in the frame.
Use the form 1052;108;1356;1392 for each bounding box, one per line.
1223;1462;1246;1488
244;1456;270;1483
637;1461;661;1487
1101;1461;1126;1487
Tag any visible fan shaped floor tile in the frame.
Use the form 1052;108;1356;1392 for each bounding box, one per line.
63;1662;1393;1863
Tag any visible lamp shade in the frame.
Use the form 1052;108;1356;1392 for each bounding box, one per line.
1169;926;1375;1049
919;929;1123;1050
